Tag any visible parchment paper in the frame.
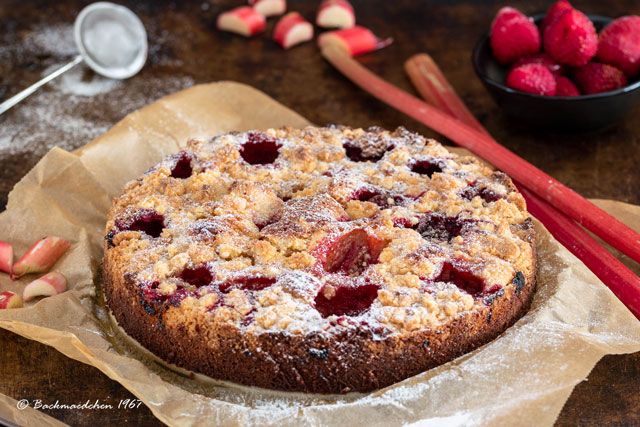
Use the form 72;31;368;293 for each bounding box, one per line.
0;82;639;427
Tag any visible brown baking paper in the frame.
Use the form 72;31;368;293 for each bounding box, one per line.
1;82;639;427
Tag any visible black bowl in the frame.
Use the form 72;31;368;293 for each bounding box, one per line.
472;14;640;132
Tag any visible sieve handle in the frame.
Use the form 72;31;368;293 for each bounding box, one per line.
0;55;83;116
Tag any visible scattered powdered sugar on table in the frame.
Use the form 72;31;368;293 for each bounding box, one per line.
53;64;122;97
0;24;194;159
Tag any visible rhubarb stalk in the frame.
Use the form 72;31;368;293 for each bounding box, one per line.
404;51;640;320
321;44;640;265
404;54;489;136
518;186;640;319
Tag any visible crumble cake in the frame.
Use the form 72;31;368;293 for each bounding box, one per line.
103;125;536;393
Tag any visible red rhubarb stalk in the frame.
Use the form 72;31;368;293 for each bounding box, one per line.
320;44;640;264
405;54;489;136
0;241;13;274
518;185;640;319
403;51;640;319
405;54;640;319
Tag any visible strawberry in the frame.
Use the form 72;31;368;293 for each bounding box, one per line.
512;52;566;76
596;16;640;78
572;62;627;95
506;64;557;96
490;7;541;65
555;76;580;96
543;8;597;67
540;1;573;34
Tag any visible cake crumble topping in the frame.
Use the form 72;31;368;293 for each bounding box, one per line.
105;126;534;337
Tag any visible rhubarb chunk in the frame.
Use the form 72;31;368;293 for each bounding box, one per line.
273;12;314;49
240;132;282;165
315;282;379;318
22;272;67;302
318;26;392;57
351;186;406;209
435;262;485;295
323;229;382;275
115;210;165;238
0;291;23;309
11;237;70;280
410;158;445;177
316;0;355;29
0;241;13;274
415;213;476;242
217;6;266;37
179;266;214;288
249;0;286;17
169;151;193;179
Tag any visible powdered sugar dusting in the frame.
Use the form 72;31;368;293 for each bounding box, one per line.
0;24;193;158
52;64;122;96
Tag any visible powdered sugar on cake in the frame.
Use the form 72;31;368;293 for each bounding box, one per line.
105;126;534;337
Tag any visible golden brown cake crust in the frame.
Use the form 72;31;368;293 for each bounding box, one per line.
103;125;536;394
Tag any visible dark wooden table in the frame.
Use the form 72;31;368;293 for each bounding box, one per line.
1;0;639;425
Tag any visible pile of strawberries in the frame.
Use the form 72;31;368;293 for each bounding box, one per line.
490;1;640;96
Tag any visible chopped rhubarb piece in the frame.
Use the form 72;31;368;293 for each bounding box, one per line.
0;291;23;309
240;132;282;165
179;266;214;288
0;241;13;274
323;229;382;275
115;210;165;238
169;151;193;179
415;213;476;242
317;26;392;57
435;262;485;295
316;0;355;29
22;272;67;302
315;282;379;318
219;275;277;293
273;12;313;49
11;237;70;280
249;0;286;17
217;6;266;37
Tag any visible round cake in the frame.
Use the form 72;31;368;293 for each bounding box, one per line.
103;125;536;394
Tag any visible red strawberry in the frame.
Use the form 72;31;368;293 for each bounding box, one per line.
555;76;580;96
506;64;557;96
596;16;640;78
512;52;566;75
543;8;597;67
540;1;573;34
572;62;627;94
490;7;541;65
